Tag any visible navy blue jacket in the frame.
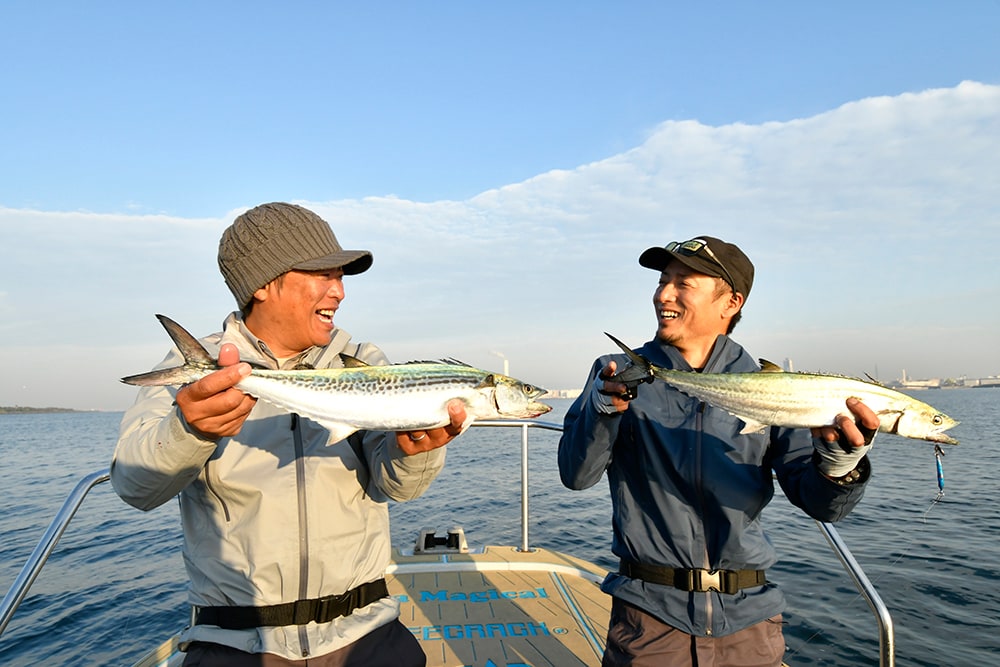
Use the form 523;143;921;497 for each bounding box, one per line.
558;335;869;637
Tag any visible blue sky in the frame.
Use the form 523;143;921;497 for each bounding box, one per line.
1;2;998;410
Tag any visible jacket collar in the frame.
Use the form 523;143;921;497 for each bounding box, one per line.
219;311;357;370
643;334;757;374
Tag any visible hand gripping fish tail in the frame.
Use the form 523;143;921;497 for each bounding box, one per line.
603;332;655;399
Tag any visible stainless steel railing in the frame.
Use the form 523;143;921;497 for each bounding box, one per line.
818;520;895;666
0;468;110;637
0;421;895;666
474;418;566;552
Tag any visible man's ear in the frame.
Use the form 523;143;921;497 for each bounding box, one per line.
724;290;745;318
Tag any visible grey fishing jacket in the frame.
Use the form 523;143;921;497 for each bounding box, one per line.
111;313;446;659
558;335;869;638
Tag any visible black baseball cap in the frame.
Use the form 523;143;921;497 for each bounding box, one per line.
639;236;754;300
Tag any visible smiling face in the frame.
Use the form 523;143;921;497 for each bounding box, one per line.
653;261;744;368
245;268;347;358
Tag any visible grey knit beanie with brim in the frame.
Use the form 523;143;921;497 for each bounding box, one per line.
218;202;373;308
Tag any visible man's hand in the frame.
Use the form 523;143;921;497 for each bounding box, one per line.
590;361;633;414
175;343;257;439
812;397;879;479
397;400;468;455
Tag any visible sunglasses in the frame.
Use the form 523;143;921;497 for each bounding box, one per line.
666;239;737;294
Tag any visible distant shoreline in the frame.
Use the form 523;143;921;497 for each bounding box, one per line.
0;406;85;414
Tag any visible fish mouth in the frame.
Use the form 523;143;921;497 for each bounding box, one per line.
928;432;959;445
527;401;553;417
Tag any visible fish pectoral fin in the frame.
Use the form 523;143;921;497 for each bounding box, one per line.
757;359;784;373
876;410;904;435
339;354;370;368
475;374;497;389
318;420;361;444
456;414;475;436
738;419;768;435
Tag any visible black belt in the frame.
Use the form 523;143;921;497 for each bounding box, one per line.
620;561;766;595
194;578;389;629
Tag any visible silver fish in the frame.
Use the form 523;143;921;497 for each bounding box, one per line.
122;315;551;442
605;333;959;445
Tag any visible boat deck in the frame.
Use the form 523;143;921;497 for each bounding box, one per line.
389;545;610;667
129;543;612;667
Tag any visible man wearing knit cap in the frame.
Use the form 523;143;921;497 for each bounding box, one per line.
112;203;465;666
558;236;879;666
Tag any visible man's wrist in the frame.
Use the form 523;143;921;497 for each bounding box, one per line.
817;455;871;485
589;378;621;415
825;467;863;485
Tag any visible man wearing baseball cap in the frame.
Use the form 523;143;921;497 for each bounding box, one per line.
112;203;466;666
559;236;879;666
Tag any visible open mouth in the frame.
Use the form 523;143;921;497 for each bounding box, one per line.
317;309;336;325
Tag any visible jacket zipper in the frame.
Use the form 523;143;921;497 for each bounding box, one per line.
695;402;714;636
203;459;231;522
292;413;311;656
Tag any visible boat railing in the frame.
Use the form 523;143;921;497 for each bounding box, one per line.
0;420;895;666
0;468;111;638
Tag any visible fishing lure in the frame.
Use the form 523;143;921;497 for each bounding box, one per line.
933;444;946;499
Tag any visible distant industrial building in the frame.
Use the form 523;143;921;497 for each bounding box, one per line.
899;369;942;389
896;369;1000;390
544;389;583;399
962;377;1000;388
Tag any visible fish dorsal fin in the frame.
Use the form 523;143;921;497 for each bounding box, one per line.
758;359;784;372
401;358;472;367
864;373;886;386
339;354;370;368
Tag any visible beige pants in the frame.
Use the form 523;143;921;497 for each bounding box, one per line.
602;598;785;667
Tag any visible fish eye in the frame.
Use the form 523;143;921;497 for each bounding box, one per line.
523;385;535;394
932;415;943;425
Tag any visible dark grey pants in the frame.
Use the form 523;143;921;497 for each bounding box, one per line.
602;598;785;667
182;619;425;667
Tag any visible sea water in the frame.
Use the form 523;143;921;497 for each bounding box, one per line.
0;391;998;666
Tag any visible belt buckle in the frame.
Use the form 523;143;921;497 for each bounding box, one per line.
692;569;722;593
691;569;741;594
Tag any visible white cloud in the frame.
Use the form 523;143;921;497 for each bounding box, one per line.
2;82;998;410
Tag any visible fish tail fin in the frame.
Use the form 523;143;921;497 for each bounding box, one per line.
605;332;682;387
605;332;646;365
120;315;218;386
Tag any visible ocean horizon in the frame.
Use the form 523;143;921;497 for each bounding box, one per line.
1;391;997;665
